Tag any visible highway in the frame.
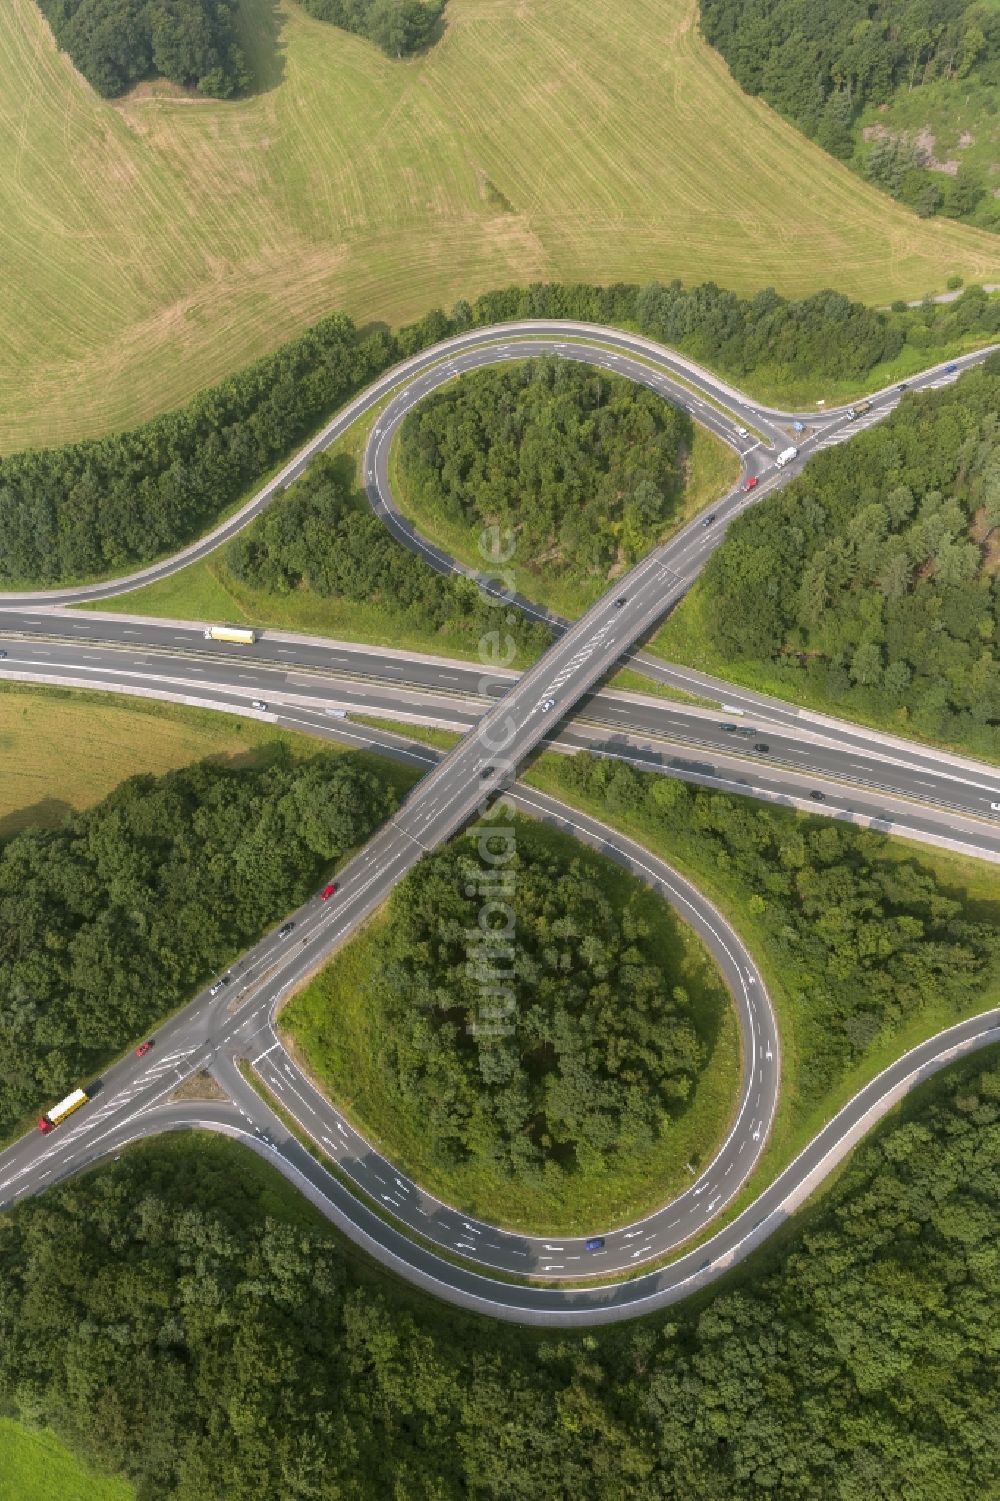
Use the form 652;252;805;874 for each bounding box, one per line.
1;633;998;861
1;325;999;1323
0;724;994;1325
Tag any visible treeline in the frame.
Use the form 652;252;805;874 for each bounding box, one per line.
0;1051;996;1498
0;313;394;585
4;278;998;587
225;453;552;656
675;358;1000;759
0;751;395;1139
342;829;704;1176
701;0;1000;225
35;0;250;98
549;754;1000;1101
398;357;691;584
298;0;444;57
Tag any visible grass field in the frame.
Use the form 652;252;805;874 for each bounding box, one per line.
281;815;741;1234
0;682;420;838
0;1418;133;1501
2;0;998;455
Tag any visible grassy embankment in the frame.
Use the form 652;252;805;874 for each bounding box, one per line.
0;1418;134;1501
523;751;1000;1249
388;382;741;620
3;0;999;453
645;504;1000;767
85;371;733;698
80;391;552;667
281;816;741;1235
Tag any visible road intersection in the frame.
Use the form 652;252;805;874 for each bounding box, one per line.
1;325;998;1323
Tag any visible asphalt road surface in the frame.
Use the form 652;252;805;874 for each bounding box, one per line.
1;327;998;1323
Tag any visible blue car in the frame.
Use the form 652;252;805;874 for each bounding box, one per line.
944;362;958;373
585;1236;606;1252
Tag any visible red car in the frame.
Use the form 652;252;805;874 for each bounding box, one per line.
320;882;338;900
743;475;759;492
135;1040;154;1058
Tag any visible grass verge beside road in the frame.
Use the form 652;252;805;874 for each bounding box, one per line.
281;817;741;1236
0;1418;134;1501
524;751;1000;1235
389;412;741;622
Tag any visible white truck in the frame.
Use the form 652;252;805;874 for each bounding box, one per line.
775;446;798;469
203;625;257;645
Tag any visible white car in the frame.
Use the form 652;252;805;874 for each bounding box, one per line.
736;426;749;438
541;699;556;712
251;699;268;711
990;801;1000;813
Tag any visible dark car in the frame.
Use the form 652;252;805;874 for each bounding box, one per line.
585;1236;606;1252
719;723;739;733
208;974;231;996
809;790;826;802
279;921;295;937
135;1040;153;1058
0;649;7;660
753;742;769;753
702;513;717;528
614;597;627;608
480;765;495;780
897;382;908;390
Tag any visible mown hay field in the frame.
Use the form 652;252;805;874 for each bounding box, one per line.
1;0;998;453
0;683;388;838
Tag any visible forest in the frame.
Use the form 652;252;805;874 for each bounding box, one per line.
0;313;394;586
666;358;1000;760
542;753;1000;1104
0;1049;995;1499
298;0;444;56
34;0;250;98
224;453;552;657
0;751;395;1140
701;0;1000;227
302;828;705;1179
2;279;997;588
397;357;690;587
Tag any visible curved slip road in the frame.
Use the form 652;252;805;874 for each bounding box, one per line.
0;321;994;611
1;328;998;1321
0;756;778;1281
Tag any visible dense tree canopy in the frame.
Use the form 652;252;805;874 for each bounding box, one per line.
3;279;997;589
397;357;691;584
225;453;552;656
671;358;1000;759
549;753;1000;1102
346;828;705;1177
0;1049;996;1498
0;313;394;586
700;0;1000;226
35;0;250;97
0;751;395;1138
298;0;444;57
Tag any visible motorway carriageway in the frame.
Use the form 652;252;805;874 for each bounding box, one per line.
1;631;999;863
1;328;999;1322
